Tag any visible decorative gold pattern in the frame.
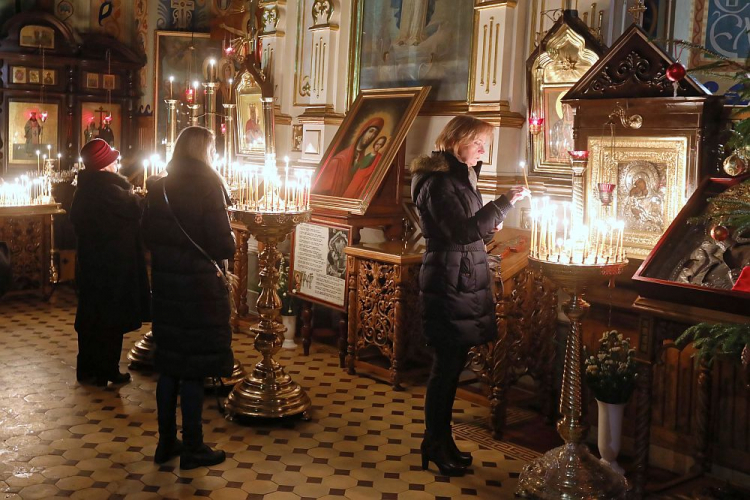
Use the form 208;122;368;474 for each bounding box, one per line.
311;0;333;27
587;50;671;96
587;136;689;258
529;26;599;176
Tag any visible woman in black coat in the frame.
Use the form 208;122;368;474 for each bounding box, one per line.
410;115;528;476
70;138;150;386
142;126;235;470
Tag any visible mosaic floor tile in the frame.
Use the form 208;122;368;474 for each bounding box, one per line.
1;289;536;499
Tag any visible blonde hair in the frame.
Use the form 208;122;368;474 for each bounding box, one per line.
435;115;494;155
172;126;216;165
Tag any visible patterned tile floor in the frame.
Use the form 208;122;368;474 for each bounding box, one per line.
0;288;540;499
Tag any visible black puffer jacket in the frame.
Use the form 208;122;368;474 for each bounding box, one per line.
70;170;150;334
142;157;236;378
410;152;512;348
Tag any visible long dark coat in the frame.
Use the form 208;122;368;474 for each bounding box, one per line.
410;152;512;348
70;170;150;334
142;157;235;379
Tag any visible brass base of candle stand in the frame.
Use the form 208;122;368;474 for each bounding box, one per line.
127;330;155;368
516;258;629;500
224;208;312;422
128;331;246;387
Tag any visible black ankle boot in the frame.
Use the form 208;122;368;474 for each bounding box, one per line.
95;371;131;387
154;438;184;464
180;444;226;470
448;436;473;467
420;438;466;477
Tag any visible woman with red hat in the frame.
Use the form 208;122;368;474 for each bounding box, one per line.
70;138;150;387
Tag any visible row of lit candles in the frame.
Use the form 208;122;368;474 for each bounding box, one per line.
233;155;312;212
0;174;52;207
142;153;312;212
530;197;625;265
167;60;234;104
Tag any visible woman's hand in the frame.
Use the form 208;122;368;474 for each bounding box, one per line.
505;186;530;205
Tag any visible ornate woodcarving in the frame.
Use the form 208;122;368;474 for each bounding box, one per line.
0;216;44;292
230;224;250;332
565;24;706;101
349;257;423;390
467;262;558;438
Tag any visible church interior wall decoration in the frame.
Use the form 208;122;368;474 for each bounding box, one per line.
6;100;59;169
153;30;222;155
235;70;265;157
526;9;606;178
79;102;122;150
347;0;474;112
310;86;429;215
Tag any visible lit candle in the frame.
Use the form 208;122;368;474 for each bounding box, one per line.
228;78;233;102
519;161;530;191
209;59;216;83
169;75;174;99
47;144;52;159
284;156;289;209
143;160;149;189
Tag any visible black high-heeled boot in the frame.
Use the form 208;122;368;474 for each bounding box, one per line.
420;438;466;477
448;435;473;467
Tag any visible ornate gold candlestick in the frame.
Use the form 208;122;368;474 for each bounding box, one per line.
517;258;629;499
224;208;312;420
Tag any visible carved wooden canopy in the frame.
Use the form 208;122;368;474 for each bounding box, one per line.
564;23;708;100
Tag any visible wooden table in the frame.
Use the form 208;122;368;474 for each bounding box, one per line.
0;204;65;299
344;240;425;390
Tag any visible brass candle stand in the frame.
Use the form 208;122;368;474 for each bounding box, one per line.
517;258;629;499
224;208;312;420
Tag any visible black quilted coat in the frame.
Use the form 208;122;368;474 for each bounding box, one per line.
142;157;235;379
70;170;150;335
410;152;512;348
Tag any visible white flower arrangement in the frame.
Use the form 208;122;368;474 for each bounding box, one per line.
584;330;637;405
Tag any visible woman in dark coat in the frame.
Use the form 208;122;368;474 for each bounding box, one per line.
410;115;529;476
70;138;150;387
142;126;235;470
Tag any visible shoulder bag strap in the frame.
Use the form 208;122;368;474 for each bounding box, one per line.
162;181;225;278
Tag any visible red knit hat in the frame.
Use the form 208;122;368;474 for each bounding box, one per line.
80;138;119;171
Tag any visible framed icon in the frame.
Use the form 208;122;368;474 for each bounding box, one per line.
12;67;26;84
86;72;99;89
42;70;56;85
102;74;116;90
28;69;40;84
19;25;54;49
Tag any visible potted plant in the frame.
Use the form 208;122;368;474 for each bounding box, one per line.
278;256;298;349
584;330;638;475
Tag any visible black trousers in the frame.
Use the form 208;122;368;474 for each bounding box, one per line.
76;329;124;378
424;344;470;440
156;374;204;448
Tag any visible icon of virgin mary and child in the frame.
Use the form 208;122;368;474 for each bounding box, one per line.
313;117;388;199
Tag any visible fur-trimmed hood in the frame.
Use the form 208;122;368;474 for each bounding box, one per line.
409;151;482;202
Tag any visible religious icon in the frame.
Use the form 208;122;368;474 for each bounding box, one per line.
86;72;99;88
19;25;54;49
341;135;388;199
102;74;116;90
313;118;385;197
42;70;55;85
326;230;348;279
28;70;40;84
80;103;121;149
8;102;58;165
24;111;43;155
617;160;666;234
244;105;263;147
12;67;26;84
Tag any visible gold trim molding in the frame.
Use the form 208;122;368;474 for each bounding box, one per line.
475;0;518;10
297;106;345;125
